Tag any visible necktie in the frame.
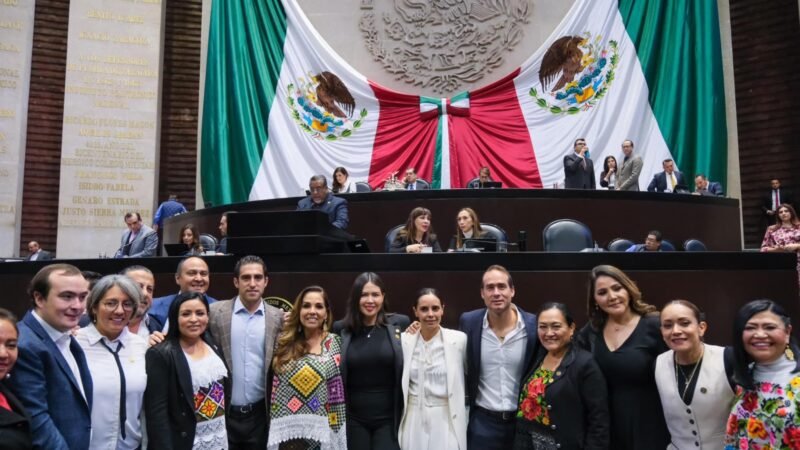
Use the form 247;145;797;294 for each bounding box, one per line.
580;158;587;170
775;191;780;209
100;340;127;439
0;392;11;411
670;173;676;190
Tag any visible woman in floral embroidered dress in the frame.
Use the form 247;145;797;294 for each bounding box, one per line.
269;286;346;450
513;302;609;450
761;203;800;288
725;299;800;450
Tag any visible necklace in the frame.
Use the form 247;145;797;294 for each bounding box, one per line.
674;348;704;403
365;325;375;338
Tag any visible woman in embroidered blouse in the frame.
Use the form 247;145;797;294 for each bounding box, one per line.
179;224;205;256
655;300;735;449
269;286;346;450
575;265;669;449
725;299;800;449
390;207;443;253
600;156;618;190
398;288;467;450
145;292;228;450
332;167;355;194
514;302;608;450
761;203;800;287
76;275;148;450
447;208;487;252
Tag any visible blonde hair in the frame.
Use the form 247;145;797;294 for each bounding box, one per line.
272;286;330;373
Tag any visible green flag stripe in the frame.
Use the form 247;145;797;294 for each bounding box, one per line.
201;0;288;206
618;0;728;186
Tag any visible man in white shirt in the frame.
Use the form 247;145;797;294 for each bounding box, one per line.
9;264;93;449
25;241;53;261
208;255;284;449
459;265;539;450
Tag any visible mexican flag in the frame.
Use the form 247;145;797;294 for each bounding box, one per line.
200;0;727;205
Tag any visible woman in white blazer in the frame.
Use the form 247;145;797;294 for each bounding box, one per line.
399;288;467;450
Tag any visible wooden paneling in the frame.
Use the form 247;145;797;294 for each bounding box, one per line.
729;0;800;247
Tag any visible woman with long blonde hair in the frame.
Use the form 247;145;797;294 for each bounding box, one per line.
269;286;346;450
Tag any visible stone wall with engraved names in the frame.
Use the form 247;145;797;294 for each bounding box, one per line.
56;0;165;258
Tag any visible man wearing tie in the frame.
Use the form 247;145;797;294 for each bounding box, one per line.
9;264;93;449
647;159;686;193
616;139;643;191
763;178;794;222
563;138;596;189
404;167;429;190
114;212;158;258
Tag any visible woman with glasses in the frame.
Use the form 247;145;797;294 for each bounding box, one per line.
76;275;148;450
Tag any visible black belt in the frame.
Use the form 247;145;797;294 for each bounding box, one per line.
475;405;517;422
228;400;266;417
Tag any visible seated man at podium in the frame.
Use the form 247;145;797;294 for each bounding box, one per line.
297;174;349;230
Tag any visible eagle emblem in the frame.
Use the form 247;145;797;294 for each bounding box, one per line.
287;71;368;141
529;32;619;115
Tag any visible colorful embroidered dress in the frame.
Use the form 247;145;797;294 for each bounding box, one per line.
186;345;228;450
724;357;800;450
517;366;555;425
269;333;346;450
761;225;800;287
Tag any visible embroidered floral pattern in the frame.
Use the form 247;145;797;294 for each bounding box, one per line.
725;377;800;449
517;366;554;425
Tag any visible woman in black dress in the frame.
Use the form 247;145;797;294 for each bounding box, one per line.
390;207;443;253
0;308;32;450
576;265;669;449
332;272;411;449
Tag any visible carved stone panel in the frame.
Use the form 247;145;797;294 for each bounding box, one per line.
360;0;531;93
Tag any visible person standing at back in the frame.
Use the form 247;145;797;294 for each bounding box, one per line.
616;140;643;191
563;138;595;189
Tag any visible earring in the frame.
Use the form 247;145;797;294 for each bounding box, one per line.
594;303;599;310
786;344;795;361
297;325;302;333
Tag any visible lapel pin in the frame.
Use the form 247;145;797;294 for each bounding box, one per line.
700;387;707;394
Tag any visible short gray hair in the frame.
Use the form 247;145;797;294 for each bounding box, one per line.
86;275;141;322
309;174;327;186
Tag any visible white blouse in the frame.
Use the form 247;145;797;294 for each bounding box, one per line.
76;324;148;450
185;344;229;450
408;330;448;403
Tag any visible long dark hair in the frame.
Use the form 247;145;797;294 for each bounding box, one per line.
732;299;800;389
396;207;437;245
586;265;657;330
603;155;617;174
165;292;210;341
343;272;389;333
332;166;349;193
179;223;203;252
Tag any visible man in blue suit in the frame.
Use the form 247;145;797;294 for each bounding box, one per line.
694;173;724;196
296;175;349;230
459;265;538;450
9;264;93;449
149;256;217;329
647;159;687;193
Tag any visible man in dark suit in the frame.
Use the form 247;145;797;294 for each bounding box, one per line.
121;265;163;337
113;212;158;258
403;167;429;190
296;175;349;230
149;256;218;329
25;241;53;261
693;174;724;196
459;265;538;450
9;264;93;449
563;138;596;189
208;255;284;449
647;159;687;193
215;211;234;254
763;178;794;222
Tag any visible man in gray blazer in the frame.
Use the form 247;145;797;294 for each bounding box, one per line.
26;241;53;261
208;255;284;449
616;139;643;191
114;212;158;258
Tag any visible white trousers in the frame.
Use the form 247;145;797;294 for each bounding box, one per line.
400;395;460;450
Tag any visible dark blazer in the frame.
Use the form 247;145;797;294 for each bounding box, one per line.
563;153;596;189
647;170;686;193
389;233;443;253
404;180;429;190
9;311;92;450
150;293;218;327
25;250;52;261
517;346;609;450
0;382;32;450
296;193;349;230
762;188;794;214
332;313;411;439
459;306;538;407
696;181;724;197
448;230;489;251
144;334;228;450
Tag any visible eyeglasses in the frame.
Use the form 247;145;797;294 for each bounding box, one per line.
101;300;135;311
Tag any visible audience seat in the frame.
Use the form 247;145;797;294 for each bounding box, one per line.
199;234;218;251
465;178;479;188
481;223;508;243
660;239;676;251
607;238;635;252
417;179;431;189
355;181;372;192
542;219;593;251
683;239;708;251
384;224;405;252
